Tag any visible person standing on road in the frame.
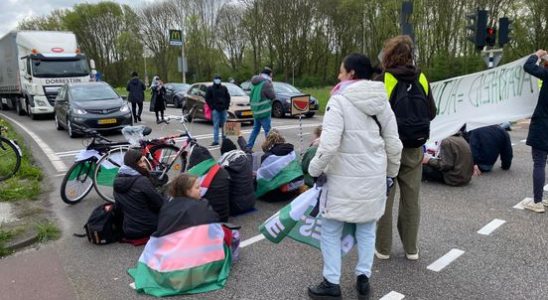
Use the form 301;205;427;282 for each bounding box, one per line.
205;75;231;146
246;67;276;150
307;53;402;300
522;49;548;213
375;35;437;261
126;71;146;123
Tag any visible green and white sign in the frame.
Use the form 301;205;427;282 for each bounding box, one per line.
169;29;183;46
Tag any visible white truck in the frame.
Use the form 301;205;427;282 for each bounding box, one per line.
0;31;94;119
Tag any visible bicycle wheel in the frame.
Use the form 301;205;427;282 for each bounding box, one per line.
93;146;129;203
60;160;95;204
0;137;21;181
149;144;182;184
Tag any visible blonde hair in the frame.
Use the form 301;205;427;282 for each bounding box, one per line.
169;174;198;198
261;129;285;152
382;35;414;70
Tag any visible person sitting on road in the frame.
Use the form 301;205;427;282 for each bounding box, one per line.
422;127;474;186
113;149;165;240
154;174;219;237
219;137;256;216
187;144;231;222
256;129;304;201
302;125;322;188
469;124;513;176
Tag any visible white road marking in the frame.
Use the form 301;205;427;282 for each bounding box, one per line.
544;184;548;192
54;173;66;178
0;112;67;172
514;198;531;210
54;123;322;158
427;249;465;272
477;219;506;236
380;291;405;300
520;139;526;143
511;143;516;146
240;234;265;248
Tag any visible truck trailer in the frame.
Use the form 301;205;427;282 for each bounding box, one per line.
0;31;93;119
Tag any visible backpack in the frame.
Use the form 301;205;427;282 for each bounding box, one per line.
385;72;431;148
83;203;123;245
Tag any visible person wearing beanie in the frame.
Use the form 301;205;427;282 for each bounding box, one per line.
187;144;231;221
219;138;256;216
113;149;165;239
246;67;276;150
126;71;146;123
205;75;231;146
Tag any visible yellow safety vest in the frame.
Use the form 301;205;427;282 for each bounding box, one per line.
539;80;543;89
384;72;429;100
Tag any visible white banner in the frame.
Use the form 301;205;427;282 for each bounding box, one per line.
429;56;540;142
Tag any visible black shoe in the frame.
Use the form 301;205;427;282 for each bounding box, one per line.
356;274;370;299
210;142;219;146
307;278;341;300
162;119;169;124
156;120;161;124
137;115;142;122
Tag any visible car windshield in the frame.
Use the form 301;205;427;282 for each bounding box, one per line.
170;83;190;92
225;83;247;96
69;84;118;101
32;58;90;78
273;82;301;93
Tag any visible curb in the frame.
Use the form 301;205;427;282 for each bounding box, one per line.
6;232;39;252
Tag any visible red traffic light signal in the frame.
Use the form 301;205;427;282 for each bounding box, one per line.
485;26;496;47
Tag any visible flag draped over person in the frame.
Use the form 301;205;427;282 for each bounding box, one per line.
255;150;303;197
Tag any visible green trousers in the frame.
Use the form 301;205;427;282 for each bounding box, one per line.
376;147;423;255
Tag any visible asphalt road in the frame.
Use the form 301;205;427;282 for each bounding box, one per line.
1;107;547;300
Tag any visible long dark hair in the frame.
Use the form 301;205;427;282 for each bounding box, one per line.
342;53;374;80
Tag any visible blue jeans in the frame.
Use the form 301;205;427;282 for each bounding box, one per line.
246;117;271;149
532;148;547;203
212;110;227;144
321;218;376;284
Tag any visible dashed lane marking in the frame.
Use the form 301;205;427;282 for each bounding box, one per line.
477;219;506;236
240;234;265;248
427;249;465;272
513;198;531;210
379;291;405;300
0;112;67;172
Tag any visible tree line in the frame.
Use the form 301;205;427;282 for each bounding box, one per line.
17;0;548;87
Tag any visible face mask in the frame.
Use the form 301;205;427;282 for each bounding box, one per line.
213;79;221;85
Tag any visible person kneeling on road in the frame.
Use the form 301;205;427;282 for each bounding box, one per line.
422;128;474;186
113;149;165;240
219;137;256;216
187;144;231;222
469;124;513;176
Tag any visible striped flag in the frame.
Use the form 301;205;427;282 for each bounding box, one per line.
255;151;304;197
128;223;232;297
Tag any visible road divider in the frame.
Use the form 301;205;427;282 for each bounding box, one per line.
427;249;465;272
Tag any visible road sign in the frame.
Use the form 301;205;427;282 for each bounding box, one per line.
290;95;310;116
169;29;183;46
481;48;503;69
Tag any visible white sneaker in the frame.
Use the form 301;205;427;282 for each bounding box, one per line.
542;200;548;207
524;200;546;213
375;249;390;260
405;251;419;261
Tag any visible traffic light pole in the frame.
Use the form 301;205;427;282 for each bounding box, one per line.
481;47;503;69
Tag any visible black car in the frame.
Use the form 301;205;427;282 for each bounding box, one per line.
54;82;133;138
240;81;318;118
164;83;190;108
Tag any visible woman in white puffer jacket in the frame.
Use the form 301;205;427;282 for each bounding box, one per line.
307;53;402;300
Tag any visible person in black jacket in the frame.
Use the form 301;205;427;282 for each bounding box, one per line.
187;144;231;221
219;138;256;216
469;125;513;175
523;50;548;213
150;79;168;124
154;174;219;237
126;71;146;123
113;149;165;239
205;75;231;146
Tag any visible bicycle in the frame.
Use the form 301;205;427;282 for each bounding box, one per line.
0;125;22;181
60;125;151;204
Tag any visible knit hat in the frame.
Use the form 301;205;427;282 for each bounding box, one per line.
213;74;222;80
188;144;213;169
220;137;237;155
124;149;142;167
261;67;272;76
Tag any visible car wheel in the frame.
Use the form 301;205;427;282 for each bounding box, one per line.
272;101;284;118
67;119;77;138
26;101;37;120
175;97;182;108
55;114;63;130
305;112;315;118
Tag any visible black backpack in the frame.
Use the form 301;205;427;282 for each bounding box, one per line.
83;203;123;245
389;77;431;148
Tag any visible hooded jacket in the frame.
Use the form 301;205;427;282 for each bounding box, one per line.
113;166;165;239
126;77;146;103
469;125;512;170
524;55;548;151
308;80;402;223
219;149;256;215
188;145;231;222
153;197;219;237
205;83;231;112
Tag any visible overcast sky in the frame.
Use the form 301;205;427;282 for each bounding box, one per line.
0;0;152;37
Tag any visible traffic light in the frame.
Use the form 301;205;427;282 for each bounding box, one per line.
466;10;488;50
498;17;512;47
485;26;497;47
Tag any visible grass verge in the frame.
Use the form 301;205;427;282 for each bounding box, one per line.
36;221;61;242
0;229;15;256
301;86;330;114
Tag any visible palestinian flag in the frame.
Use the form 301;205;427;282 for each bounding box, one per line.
188;159;220;197
128;223;232;297
259;186;356;255
255;151;303;197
